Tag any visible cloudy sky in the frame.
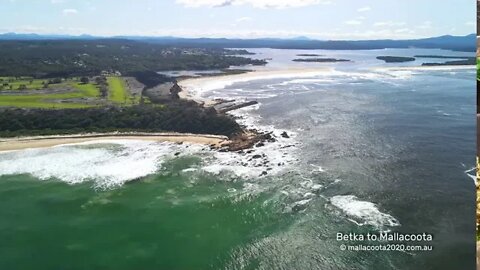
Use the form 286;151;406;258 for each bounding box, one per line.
0;0;475;40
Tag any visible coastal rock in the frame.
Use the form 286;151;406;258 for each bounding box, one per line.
218;100;259;113
281;131;290;138
264;133;276;143
281;144;295;149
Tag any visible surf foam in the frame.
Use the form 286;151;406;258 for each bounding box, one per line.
0;140;192;189
0;136;297;190
330;195;400;229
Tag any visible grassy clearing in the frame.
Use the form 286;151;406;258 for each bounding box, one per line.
0;77;49;90
0;76;142;109
107;77;128;103
0;79;101;108
0;76;85;91
0;93;93;109
107;76;139;105
72;82;100;97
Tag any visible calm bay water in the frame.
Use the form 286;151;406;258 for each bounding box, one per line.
0;49;476;269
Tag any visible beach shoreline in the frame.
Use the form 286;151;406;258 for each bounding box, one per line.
177;67;332;105
0;132;230;152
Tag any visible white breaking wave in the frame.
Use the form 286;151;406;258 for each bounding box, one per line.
0;137;297;189
330;195;400;229
0;140;197;189
310;164;326;172
465;167;477;185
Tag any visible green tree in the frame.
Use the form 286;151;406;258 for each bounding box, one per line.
80;77;89;84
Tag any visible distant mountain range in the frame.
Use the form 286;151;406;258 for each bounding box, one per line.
0;32;98;40
0;32;475;52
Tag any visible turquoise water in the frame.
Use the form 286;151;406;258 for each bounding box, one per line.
0;49;476;269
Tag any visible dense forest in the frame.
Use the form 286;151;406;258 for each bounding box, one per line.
0;40;266;78
0;40;263;137
0;102;242;138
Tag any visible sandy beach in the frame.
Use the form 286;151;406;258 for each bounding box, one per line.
178;67;332;104
178;65;475;104
0;132;229;152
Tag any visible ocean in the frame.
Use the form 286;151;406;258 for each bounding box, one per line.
0;48;476;270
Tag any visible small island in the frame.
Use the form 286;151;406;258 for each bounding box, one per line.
292;58;350;63
296;54;322;57
414;55;470;59
376;56;416;63
419;55;476;66
422;58;476;66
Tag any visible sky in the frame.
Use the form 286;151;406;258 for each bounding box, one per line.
0;0;475;40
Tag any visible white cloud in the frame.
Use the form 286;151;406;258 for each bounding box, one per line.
465;21;475;26
57;26;87;34
374;21;406;27
357;6;371;12
344;20;362;25
176;0;332;8
236;16;252;22
62;8;78;15
344;16;365;25
11;25;48;33
395;28;414;34
416;21;432;29
51;0;66;4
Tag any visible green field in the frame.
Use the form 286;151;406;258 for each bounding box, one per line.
73;82;100;97
0;78;99;108
0;93;93;109
0;76;140;109
107;77;139;105
0;77;103;93
0;77;53;91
